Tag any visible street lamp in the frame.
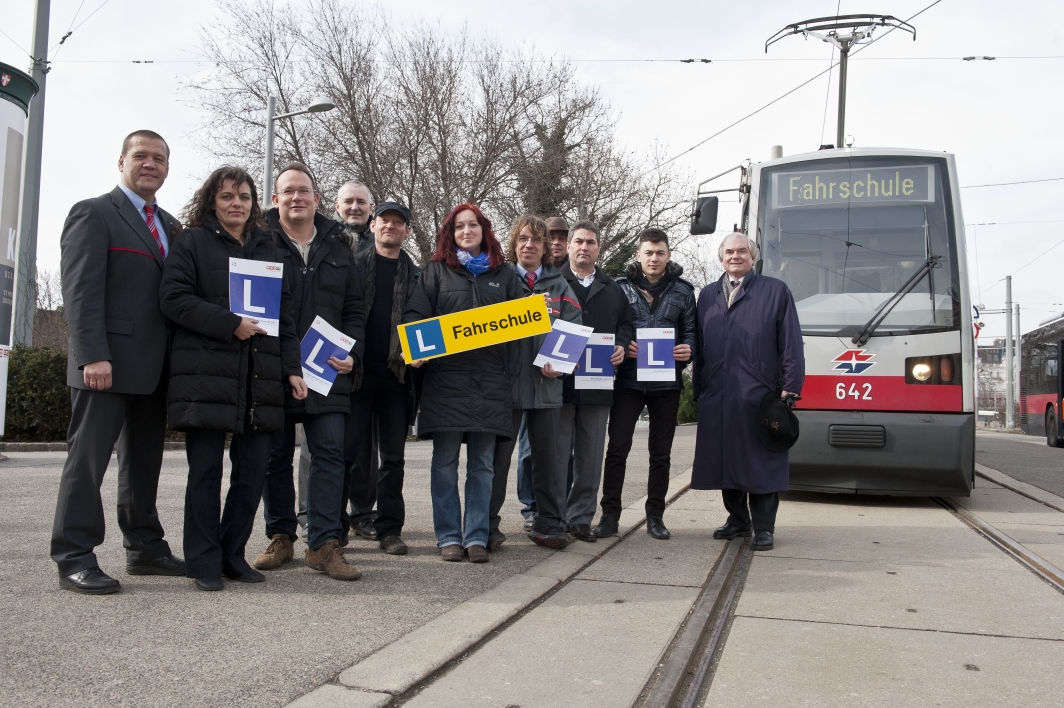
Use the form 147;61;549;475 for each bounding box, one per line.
263;95;336;204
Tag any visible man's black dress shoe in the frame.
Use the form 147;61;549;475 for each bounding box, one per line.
353;518;378;540
487;530;506;553
571;523;597;543
126;552;186;576
60;567;121;595
752;530;774;551
223;567;265;583
713;523;752;540
195;576;224;591
592;515;618;538
647;516;671;540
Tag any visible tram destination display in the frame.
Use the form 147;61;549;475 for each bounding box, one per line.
772;164;935;209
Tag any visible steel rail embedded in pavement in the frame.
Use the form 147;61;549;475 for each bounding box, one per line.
640;536;753;708
935;496;1064;596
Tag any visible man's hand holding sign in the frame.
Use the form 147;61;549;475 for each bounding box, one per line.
634;327;683;382
300;316;357;396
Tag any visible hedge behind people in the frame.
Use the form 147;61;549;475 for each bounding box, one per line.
4;345;70;441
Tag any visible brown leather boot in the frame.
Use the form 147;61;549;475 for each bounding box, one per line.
253;534;294;570
305;540;362;580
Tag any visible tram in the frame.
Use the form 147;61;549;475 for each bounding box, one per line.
691;147;975;496
1019;314;1064;447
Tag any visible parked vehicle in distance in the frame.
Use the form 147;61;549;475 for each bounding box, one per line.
1020;313;1064;447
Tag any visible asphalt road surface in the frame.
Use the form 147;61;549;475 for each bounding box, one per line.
975;429;1064;497
0;425;698;708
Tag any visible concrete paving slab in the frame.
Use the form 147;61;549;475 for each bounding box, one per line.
286;685;392;708
338;573;558;694
704;616;1064;708
522;550;592;581
736;554;1064;640
561;535;619;556
758;493;1016;568
578;516;724;588
667;489;729;513
403;579;699;708
954;486;1064;528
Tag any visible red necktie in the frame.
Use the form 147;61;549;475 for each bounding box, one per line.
144;205;166;259
525;271;537;290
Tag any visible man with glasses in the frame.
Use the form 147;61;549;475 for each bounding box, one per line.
254;163;365;581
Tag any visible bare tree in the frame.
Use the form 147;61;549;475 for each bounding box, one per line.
187;0;693;266
32;269;68;350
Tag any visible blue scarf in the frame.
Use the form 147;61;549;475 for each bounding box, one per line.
456;248;490;276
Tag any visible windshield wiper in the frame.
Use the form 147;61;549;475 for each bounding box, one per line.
851;254;943;346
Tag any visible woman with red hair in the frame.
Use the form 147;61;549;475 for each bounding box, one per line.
404;204;524;562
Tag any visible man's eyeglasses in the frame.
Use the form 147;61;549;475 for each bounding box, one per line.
279;188;315;197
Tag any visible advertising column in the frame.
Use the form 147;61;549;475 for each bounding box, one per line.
0;64;41;432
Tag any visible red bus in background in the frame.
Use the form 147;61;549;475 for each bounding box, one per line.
1020;315;1064;447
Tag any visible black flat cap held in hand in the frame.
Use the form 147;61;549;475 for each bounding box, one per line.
755;389;800;452
372;201;411;224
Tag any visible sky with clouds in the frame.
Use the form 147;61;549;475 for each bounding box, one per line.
3;0;1063;340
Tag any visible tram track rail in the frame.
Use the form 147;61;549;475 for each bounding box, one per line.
934;496;1064;596
639;536;753;708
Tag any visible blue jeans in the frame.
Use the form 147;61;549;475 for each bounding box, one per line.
302;413;347;550
430;431;495;549
515;414;536;519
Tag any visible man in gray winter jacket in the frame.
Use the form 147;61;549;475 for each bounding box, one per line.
489;216;583;551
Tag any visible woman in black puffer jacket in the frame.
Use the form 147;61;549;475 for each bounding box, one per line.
404;203;524;563
161;166;299;591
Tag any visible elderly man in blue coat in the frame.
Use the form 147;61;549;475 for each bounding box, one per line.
691;231;804;550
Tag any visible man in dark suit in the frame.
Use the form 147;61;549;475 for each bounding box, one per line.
51;130;186;594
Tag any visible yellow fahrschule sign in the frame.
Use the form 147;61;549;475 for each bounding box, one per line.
398;295;551;364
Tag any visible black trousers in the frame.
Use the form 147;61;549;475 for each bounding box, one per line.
491;407;567;534
722;489;780;533
601;387;681;519
51;375;172;575
343;414;379;529
341;372;407;539
183;427;270;578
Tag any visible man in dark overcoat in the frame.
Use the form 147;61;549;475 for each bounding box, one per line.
691;231;804;550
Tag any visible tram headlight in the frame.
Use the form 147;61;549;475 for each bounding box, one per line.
911;362;932;381
905;355;961;385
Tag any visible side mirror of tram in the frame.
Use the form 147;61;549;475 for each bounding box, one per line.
690;196;719;235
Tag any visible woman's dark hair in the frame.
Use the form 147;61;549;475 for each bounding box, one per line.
505;215;550;267
433;203;505;270
182;166;264;236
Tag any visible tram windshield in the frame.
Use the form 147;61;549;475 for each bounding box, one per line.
758;156;961;337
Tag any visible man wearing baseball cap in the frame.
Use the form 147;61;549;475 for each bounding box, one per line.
341;201;420;555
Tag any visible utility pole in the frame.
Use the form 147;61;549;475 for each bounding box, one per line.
1004;276;1014;428
766;14;915;148
1015;302;1021;420
14;0;50;346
